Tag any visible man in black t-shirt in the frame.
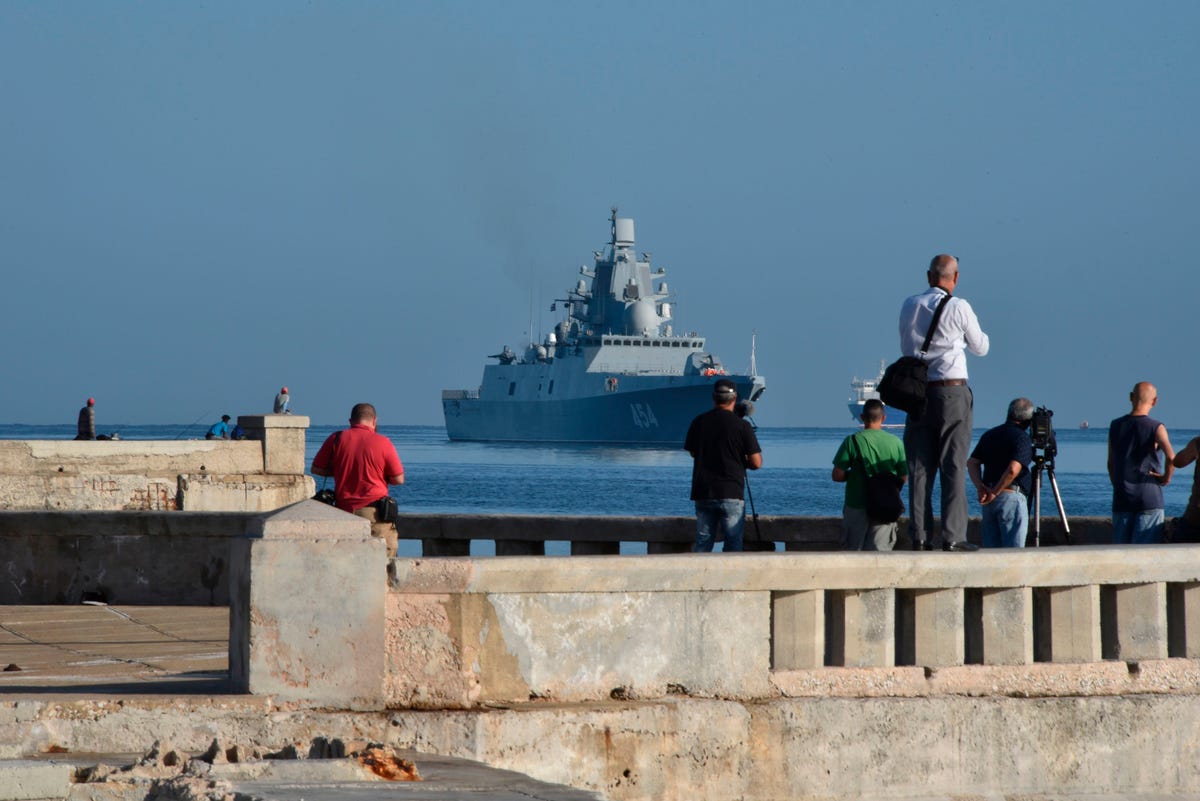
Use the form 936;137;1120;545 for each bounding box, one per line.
967;398;1034;548
684;379;763;552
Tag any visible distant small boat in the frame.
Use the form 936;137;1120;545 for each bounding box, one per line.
1080;421;1089;430
847;361;906;427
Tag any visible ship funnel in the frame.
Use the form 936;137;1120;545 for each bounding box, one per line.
614;218;635;247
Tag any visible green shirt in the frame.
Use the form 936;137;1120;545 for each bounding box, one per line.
833;428;907;510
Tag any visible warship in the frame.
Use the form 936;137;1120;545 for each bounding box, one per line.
442;209;766;444
847;361;907;427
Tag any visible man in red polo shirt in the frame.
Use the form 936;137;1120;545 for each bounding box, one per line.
311;402;405;555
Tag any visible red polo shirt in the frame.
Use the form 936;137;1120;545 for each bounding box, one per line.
311;423;404;512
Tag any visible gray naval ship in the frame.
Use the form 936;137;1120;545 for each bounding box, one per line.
442;209;766;444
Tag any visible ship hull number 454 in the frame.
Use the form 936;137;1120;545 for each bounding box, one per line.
630;403;659;430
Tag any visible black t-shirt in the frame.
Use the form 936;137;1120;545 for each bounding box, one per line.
684;408;762;500
969;422;1033;496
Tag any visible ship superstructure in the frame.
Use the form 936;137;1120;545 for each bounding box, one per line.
442;209;766;443
847;360;906;428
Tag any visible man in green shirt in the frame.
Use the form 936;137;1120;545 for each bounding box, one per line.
832;399;908;550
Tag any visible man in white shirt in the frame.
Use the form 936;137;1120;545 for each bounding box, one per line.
899;254;990;551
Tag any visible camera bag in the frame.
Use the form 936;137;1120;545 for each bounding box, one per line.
375;496;400;524
313;478;336;506
878;292;953;417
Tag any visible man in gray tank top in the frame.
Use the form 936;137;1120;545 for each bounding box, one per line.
1108;381;1175;544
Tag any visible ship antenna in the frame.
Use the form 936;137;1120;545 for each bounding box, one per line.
750;330;758;377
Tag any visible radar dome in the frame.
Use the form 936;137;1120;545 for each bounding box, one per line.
624;300;659;335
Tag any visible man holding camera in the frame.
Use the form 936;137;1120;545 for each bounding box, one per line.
311;402;405;556
899;254;990;551
1108;382;1174;544
684;378;762;552
968;398;1034;548
832;399;907;550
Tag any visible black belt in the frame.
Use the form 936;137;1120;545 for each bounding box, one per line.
927;379;967;387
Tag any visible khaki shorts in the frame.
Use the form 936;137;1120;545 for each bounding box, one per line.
352;505;398;557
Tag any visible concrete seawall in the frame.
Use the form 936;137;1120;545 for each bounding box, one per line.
0;415;313;513
6;499;1200;799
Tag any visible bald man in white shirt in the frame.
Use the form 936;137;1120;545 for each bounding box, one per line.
899;254;990;551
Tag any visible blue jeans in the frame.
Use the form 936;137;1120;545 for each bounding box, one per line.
1112;509;1165;544
694;499;745;552
981;490;1028;548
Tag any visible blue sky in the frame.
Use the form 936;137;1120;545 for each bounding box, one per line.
2;2;1197;430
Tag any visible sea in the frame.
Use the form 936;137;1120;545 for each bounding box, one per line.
7;422;1196;523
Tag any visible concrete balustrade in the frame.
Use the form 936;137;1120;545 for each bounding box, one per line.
386;542;1200;709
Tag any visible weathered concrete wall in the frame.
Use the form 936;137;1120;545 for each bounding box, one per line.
230;501;387;710
389;693;1200;801
0;511;255;604
3;694;1200;800
0;512;1154;606
0;415;312;512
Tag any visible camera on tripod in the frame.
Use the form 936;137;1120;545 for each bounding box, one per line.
1026;404;1071;546
1030;406;1055;452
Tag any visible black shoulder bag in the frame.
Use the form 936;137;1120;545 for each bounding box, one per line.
850;434;905;524
878;292;953;418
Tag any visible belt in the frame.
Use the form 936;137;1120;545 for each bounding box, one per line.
927;379;967;387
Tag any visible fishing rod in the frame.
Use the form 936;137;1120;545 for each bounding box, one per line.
171;410;216;440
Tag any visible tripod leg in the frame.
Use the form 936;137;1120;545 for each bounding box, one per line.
1031;466;1042;547
1046;468;1071;544
745;476;763;541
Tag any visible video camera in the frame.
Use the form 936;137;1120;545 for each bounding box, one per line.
1030;406;1056;452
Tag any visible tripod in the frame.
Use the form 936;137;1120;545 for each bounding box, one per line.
737;402;773;551
1029;442;1071;546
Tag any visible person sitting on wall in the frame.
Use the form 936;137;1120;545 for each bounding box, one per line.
206;415;232;440
75;397;96;440
274;386;291;414
311;402;405;557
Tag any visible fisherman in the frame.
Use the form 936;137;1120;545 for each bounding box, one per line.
274;387;290;414
75;398;96;440
206;415;233;440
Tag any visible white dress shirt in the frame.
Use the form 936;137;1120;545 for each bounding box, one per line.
898;287;989;381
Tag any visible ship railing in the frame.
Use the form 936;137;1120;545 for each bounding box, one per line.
441;389;480;400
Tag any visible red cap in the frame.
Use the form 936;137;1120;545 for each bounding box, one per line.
281;387;288;393
87;398;95;405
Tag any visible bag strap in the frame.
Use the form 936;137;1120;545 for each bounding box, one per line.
848;432;871;478
919;292;954;355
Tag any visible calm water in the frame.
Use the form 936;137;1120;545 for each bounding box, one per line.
9;422;1197;520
